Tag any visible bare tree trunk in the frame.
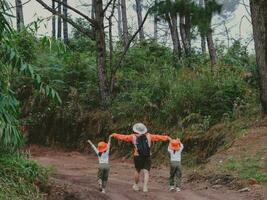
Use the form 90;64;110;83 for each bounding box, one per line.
57;0;62;39
135;0;144;40
167;14;182;59
91;0;96;19
121;0;129;48
153;0;158;41
204;0;217;68
95;0;109;105
52;0;56;37
201;33;206;53
206;27;217;68
117;0;123;38
250;0;267;114
15;0;24;31
109;18;113;69
154;14;158;41
63;0;68;43
179;14;191;57
185;14;192;55
199;0;206;53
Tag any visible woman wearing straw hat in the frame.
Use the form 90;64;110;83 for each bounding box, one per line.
167;138;184;192
111;123;171;192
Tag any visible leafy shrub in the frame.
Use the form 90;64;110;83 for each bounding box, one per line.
0;152;49;200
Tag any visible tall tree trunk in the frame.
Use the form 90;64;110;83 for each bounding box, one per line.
204;0;217;68
15;0;24;31
57;0;62;39
135;0;144;40
154;14;158;41
250;0;267;114
95;0;109;105
121;0;129;48
199;0;206;53
52;0;56;37
153;0;158;41
91;0;96;19
179;14;191;57
201;33;206;53
117;0;123;38
63;0;68;43
206;27;217;68
167;14;182;59
185;14;192;55
109;17;113;70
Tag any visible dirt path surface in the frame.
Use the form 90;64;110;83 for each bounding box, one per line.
30;146;264;200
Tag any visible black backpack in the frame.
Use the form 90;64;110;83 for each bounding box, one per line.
136;134;150;157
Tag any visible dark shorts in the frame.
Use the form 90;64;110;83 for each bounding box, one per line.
134;156;151;172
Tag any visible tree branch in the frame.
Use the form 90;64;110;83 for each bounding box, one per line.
7;0;32;10
53;0;96;26
103;0;114;14
35;0;95;39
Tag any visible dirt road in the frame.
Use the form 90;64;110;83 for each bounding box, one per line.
30;146;264;200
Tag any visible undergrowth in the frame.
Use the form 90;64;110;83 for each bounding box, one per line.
0;152;49;200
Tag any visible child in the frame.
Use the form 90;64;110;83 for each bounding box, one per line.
168;138;184;192
88;136;111;194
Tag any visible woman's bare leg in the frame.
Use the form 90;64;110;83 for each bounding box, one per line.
143;169;149;192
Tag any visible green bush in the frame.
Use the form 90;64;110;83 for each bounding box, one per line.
0;152;49;200
12;33;259;159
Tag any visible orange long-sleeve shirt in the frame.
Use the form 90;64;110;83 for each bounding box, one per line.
112;133;170;142
112;133;170;156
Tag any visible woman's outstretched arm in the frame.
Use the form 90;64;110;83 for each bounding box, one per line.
111;133;134;142
149;133;171;142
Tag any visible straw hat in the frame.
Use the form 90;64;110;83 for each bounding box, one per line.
169;139;181;151
97;142;108;153
133;123;148;135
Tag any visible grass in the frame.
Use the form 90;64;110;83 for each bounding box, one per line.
223;153;267;185
0;152;50;200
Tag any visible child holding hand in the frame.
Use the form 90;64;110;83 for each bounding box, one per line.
168;138;184;192
88;136;112;194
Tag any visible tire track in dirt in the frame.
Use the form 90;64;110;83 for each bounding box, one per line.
29;146;261;200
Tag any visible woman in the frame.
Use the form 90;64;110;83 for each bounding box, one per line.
112;123;170;192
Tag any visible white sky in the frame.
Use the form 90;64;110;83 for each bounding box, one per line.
8;0;253;51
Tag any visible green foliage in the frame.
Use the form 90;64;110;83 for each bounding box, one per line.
20;36;259;155
152;0;222;35
0;152;49;200
0;1;61;149
112;41;252;132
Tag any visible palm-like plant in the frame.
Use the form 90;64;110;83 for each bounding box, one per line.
0;0;61;149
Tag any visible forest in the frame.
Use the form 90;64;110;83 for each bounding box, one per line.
0;0;267;199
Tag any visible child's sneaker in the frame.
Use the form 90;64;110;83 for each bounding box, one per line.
143;186;148;193
132;184;140;191
169;186;175;192
98;180;102;191
101;189;106;194
176;187;181;192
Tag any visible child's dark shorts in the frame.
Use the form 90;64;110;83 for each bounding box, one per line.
134;156;151;172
